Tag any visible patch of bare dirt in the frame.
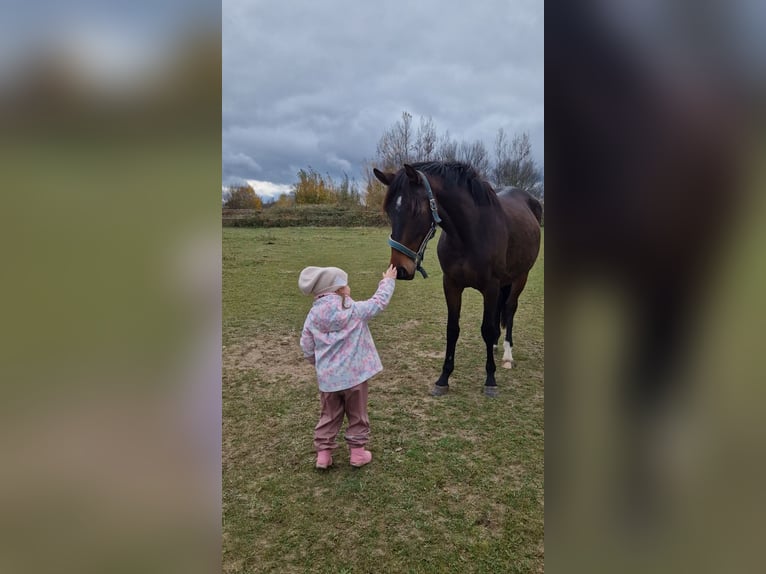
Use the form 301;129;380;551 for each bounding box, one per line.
223;334;314;380
415;350;444;360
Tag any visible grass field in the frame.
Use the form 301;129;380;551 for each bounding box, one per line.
223;226;544;573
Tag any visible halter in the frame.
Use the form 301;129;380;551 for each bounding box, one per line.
387;170;442;278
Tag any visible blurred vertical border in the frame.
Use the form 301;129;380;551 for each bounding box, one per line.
0;1;221;572
546;0;766;572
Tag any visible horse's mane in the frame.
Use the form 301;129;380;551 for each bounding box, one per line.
384;161;498;212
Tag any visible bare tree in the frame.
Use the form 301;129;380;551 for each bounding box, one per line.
370;114;541;195
494;127;510;180
375;110;414;170
414;115;437;161
458;139;491;179
437;130;459;162
493;129;540;191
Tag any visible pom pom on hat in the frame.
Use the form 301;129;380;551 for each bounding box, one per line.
298;266;348;296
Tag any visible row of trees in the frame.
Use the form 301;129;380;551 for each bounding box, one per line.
292;168;362;206
223;168;362;210
364;111;543;206
224;111;543;211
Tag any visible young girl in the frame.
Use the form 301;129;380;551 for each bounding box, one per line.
299;264;397;469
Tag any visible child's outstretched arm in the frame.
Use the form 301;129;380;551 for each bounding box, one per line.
353;265;397;321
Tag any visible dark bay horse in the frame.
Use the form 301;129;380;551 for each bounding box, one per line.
374;162;542;397
546;0;752;525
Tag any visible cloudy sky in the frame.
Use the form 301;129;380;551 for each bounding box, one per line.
223;0;543;198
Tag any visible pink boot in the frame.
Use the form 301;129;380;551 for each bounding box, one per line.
349;447;372;468
315;450;333;469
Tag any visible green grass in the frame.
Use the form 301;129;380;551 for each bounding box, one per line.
223;227;544;573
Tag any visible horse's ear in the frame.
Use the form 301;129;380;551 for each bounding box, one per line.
373;168;394;186
403;164;420;185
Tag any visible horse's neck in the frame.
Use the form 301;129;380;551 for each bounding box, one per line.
436;191;478;249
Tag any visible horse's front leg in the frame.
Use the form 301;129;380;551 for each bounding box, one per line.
432;277;463;396
481;285;501;397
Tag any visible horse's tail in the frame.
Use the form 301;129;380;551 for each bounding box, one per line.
527;196;543;225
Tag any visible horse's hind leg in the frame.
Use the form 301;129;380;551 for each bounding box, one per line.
481;284;502;397
494;284;512;350
502;274;529;369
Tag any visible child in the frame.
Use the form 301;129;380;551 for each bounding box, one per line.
299;264;397;469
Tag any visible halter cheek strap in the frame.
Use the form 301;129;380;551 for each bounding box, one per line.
387;170;441;278
388;226;436;278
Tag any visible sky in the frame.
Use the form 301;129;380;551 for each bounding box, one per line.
222;0;543;199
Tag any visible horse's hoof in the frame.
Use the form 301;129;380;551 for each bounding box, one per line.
431;385;449;396
502;360;513;369
483;386;499;398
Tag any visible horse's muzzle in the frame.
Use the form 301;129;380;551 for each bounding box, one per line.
396;266;414;280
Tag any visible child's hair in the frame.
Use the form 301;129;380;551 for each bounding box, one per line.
337;288;351;310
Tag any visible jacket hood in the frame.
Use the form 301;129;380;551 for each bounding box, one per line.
312;295;354;332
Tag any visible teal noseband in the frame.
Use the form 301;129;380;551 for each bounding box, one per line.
388;170;442;278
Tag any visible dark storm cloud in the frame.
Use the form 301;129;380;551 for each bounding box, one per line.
223;0;543;188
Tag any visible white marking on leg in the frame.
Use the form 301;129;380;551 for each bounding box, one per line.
502;341;513;368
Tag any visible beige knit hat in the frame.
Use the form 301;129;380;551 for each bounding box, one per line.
298;266;348;296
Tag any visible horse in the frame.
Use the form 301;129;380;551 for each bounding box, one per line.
373;161;542;397
546;0;751;524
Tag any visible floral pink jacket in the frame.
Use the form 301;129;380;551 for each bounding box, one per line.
300;277;395;392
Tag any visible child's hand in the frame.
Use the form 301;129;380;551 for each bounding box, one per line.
383;264;397;280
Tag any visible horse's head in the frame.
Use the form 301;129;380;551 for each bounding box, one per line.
374;164;441;280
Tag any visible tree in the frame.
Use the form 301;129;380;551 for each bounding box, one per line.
224;184;262;210
493;129;541;191
459;139;491;179
530;177;544;202
375;110;414;170
336;172;361;206
436;130;459;162
361;160;387;211
293;167;336;205
273;192;295;208
368;113;542;200
414;115;437;161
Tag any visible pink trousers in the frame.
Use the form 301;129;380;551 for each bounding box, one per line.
314;381;369;451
